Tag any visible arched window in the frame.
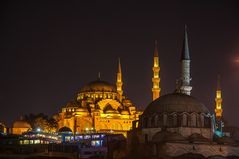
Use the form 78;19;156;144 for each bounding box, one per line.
200;114;204;127
167;115;173;127
158;114;163;127
196;114;200;127
182;114;187;126
163;114;167;126
191;113;197;127
154;115;158;127
177;114;182;127
144;117;148;128
151;117;155;128
173;114;177;127
204;116;211;128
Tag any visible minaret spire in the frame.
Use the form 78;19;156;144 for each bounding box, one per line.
154;40;159;57
152;40;161;101
181;25;190;60
179;25;192;95
116;58;123;101
215;75;222;119
214;75;223;136
98;72;101;80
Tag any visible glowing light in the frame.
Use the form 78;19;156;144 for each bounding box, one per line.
36;128;41;132
235;59;239;63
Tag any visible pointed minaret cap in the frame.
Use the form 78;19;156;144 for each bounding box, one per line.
217;75;221;90
98;72;101;80
118;58;122;73
154;40;159;57
181;25;190;60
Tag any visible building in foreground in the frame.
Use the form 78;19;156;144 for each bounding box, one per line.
57;59;142;137
127;27;239;158
11;118;31;135
0;122;6;134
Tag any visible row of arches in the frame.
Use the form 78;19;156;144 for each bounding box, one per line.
59;121;124;133
140;113;211;128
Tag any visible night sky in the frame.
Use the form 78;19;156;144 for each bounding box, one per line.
1;1;239;127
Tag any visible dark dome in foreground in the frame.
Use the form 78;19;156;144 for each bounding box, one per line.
144;93;209;115
58;126;72;133
80;80;116;92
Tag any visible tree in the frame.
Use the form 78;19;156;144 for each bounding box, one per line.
23;113;58;133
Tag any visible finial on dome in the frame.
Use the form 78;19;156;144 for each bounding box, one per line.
98;72;101;80
20;115;24;120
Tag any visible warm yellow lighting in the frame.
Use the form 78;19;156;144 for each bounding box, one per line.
57;60;142;137
152;49;160;100
215;78;223;119
234;59;239;63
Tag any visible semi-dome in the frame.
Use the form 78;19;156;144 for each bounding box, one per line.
13;120;31;128
105;109;119;114
80;80;117;92
58;126;72;133
144;93;209;115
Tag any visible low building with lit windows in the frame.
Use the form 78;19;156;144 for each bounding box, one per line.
0;122;7;134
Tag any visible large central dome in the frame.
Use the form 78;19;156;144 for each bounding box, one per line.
80;80;117;92
144;93;209;115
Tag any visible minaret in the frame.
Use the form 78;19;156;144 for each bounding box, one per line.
152;40;160;101
215;75;223;119
116;58;123;101
179;25;192;95
98;72;101;80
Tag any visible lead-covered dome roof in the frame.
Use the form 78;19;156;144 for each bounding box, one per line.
80;80;116;92
13;120;31;128
144;93;209;115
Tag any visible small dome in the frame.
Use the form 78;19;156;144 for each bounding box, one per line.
13;120;31;128
66;101;79;107
121;110;129;115
80;80;116;92
58;127;72;133
144;93;209;115
76;107;88;112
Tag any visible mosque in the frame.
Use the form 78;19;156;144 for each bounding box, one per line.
57;60;142;137
127;27;239;158
7;25;239;158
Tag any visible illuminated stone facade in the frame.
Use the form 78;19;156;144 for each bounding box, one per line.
11;119;31;135
58;61;142;136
